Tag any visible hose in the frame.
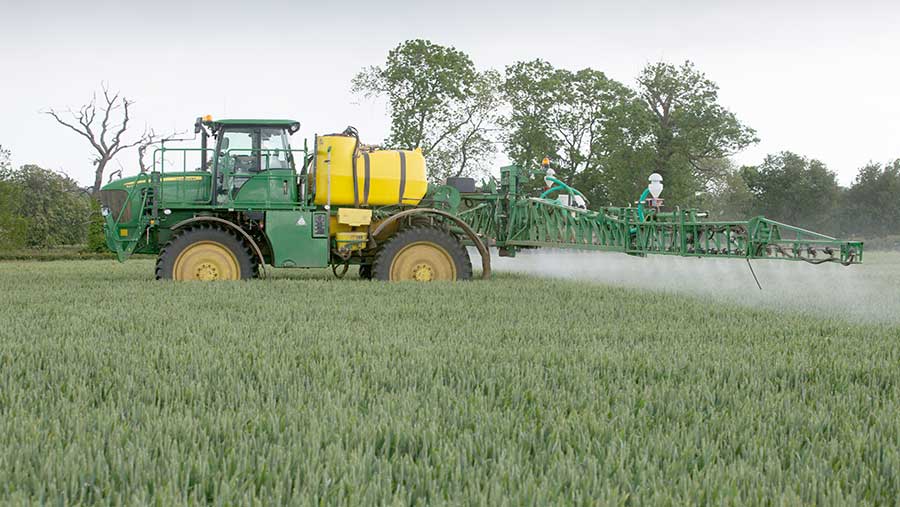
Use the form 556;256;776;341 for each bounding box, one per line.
636;188;651;222
332;262;349;278
630;188;652;235
540;184;568;199
759;243;856;266
539;177;588;204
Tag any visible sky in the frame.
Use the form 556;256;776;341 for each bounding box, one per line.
1;0;898;187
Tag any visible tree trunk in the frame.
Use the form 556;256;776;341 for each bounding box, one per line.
92;159;109;197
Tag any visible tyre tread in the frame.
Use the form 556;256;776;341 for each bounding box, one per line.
155;223;258;280
372;226;472;281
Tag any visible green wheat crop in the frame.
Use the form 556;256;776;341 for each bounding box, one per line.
0;257;898;505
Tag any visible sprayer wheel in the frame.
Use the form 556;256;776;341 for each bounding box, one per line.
358;264;373;280
372;226;472;282
155;225;257;281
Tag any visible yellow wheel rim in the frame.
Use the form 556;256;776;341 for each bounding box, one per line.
172;241;241;281
389;241;456;281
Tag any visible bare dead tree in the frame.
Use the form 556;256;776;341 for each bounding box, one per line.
44;83;148;195
137;128;187;173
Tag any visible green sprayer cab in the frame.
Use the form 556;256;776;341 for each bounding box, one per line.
100;116;862;282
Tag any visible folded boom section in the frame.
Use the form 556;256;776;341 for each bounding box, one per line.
457;191;862;266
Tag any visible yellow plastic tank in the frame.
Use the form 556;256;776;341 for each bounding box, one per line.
314;135;427;207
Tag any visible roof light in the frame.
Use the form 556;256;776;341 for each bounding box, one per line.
203;115;213;122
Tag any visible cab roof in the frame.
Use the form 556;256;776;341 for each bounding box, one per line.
213;119;299;126
204;118;300;134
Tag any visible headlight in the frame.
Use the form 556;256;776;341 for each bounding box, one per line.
101;206;110;217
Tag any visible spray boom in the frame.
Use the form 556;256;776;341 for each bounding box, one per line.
450;164;862;267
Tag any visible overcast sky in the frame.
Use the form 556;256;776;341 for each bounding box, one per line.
2;0;897;186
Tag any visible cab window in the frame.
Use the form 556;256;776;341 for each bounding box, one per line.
261;128;290;169
220;128;258;173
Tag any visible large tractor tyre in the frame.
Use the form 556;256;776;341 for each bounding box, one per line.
372;226;472;282
155;224;258;281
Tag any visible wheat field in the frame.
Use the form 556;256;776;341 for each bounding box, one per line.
0;256;898;505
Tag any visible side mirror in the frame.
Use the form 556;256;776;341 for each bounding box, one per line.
194;117;203;134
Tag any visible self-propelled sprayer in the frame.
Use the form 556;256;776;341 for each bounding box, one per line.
99;117;862;281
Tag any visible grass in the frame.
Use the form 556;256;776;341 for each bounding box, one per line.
0;258;898;505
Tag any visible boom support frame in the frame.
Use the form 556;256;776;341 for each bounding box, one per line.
451;165;862;266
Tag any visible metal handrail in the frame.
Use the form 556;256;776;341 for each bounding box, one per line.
149;146;310;205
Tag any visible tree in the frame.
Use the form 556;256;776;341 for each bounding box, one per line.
85;197;107;252
0;145;10;179
695;158;754;219
0;146;28;250
1;164;92;248
352;39;501;181
502;59;652;205
840;160;900;237
636;61;758;202
44;84;147;194
741;152;841;233
138;128;187;173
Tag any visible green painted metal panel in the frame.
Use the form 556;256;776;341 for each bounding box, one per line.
232;169;297;207
265;211;329;268
156;172;211;205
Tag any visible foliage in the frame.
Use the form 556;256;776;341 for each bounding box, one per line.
0;164;92;248
0;246;120;261
0;146;28;250
0;145;9;175
0;185;27;250
502;60;652;205
695;158;755;219
635;61;758;202
352;40;501;182
839;159;900;237
85;198;107;253
741;152;841;234
0;259;898;504
501;60;757;207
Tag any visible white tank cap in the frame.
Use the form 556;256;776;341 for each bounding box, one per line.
648;173;663;199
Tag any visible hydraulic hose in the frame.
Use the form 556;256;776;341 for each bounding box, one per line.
540;176;587;203
630;188;652;235
637;188;651;222
540;184;568;199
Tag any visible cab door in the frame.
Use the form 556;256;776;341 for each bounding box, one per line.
215;127;297;207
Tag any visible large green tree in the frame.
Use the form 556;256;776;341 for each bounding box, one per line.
636;61;758;203
502;60;756;206
353;40;500;182
502;60;652;205
741;152;841;233
840;159;900;237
